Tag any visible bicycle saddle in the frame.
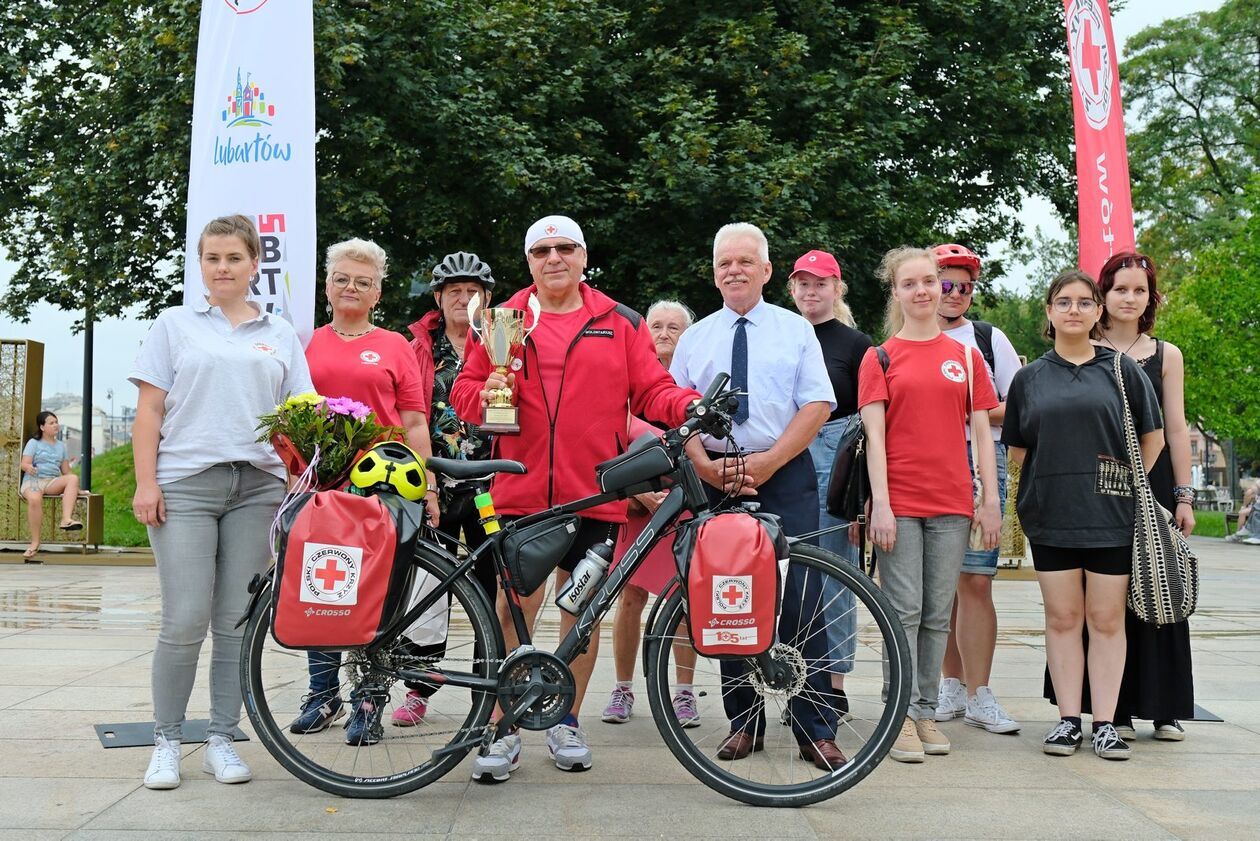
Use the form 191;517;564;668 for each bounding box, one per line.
427;456;526;481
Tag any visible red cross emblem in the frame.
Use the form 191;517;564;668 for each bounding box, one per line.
1080;18;1105;96
941;360;966;383
314;558;348;591
722;584;744;606
545;224;558;235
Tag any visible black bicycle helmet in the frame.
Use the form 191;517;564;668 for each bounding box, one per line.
431;251;495;290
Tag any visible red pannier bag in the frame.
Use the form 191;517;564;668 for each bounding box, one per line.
673;509;788;658
271;491;423;651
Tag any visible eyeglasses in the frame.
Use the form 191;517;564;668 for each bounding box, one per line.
940;280;973;296
1051;297;1098;313
528;243;580;259
330;273;377;292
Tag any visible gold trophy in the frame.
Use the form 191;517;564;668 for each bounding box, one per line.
469;292;540;435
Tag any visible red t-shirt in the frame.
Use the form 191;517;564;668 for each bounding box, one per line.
305;326;427;427
531;309;590;416
857;334;998;518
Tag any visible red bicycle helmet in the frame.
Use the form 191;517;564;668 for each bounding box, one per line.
932;244;981;279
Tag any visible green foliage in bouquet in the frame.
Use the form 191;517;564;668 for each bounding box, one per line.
257;393;400;488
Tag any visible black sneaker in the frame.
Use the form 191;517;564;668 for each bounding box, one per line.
1092;722;1131;760
1153;720;1185;742
1042;720;1083;756
345;698;384;746
288;693;345;734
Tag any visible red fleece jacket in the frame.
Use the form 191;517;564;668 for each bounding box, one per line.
451;283;700;522
406;310;442;417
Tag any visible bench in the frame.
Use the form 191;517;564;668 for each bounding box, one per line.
17;491;104;552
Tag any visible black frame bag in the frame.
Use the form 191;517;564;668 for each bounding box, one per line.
502;515;580;596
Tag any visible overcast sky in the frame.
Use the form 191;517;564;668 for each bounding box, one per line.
0;0;1228;413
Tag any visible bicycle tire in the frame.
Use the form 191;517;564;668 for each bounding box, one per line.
644;544;911;807
240;544;504;798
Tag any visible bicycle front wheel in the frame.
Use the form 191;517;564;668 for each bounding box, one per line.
240;545;504;798
644;544;911;807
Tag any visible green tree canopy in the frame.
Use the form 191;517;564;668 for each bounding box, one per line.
0;0;1075;336
1159;177;1260;441
1122;0;1259;286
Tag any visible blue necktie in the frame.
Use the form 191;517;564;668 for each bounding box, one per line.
731;317;749;425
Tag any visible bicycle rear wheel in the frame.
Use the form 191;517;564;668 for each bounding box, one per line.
644;544;910;807
240;545;504;798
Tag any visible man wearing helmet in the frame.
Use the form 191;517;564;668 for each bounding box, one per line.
451;215;701;782
407;252;498;602
931;243;1024;736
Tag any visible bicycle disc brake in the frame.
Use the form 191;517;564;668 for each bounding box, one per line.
748;642;807;699
495;648;575;731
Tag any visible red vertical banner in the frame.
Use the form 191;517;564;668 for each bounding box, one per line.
1064;0;1136;276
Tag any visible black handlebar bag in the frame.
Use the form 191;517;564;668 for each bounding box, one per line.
673;510;788;658
271;491;423;651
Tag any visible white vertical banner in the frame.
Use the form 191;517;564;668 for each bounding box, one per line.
183;0;316;345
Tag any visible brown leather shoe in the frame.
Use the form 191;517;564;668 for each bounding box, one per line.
716;731;764;760
799;739;847;771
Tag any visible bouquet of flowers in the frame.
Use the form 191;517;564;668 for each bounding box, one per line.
257;393;399;490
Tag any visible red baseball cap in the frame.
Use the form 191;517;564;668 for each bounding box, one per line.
790;249;842;282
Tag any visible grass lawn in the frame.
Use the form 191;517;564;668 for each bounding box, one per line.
80;443;148;547
1191;509;1227;538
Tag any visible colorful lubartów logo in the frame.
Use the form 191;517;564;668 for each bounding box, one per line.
222;69;276;128
223;0;271;14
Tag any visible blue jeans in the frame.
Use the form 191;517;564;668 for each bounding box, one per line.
963;441;1008;575
807;416;860;674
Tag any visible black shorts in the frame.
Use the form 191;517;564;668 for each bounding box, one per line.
1030;543;1130;576
502;515;620;574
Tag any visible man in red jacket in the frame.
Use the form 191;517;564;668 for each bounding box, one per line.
452;214;700;782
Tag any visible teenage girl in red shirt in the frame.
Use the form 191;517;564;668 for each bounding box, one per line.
857;246;1001;763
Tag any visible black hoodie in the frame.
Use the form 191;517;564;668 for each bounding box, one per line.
1002;346;1161;547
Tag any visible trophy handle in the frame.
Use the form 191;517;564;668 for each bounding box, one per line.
524;292;542;338
468;292;483;333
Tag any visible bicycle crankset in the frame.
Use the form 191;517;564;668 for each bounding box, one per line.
749;643;807;698
495;647;576;731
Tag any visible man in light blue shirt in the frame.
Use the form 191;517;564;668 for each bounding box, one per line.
670;222;844;769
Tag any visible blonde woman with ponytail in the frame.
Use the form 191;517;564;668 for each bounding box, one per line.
788;249;871;711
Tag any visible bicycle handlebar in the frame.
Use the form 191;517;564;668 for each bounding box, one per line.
667;373;738;451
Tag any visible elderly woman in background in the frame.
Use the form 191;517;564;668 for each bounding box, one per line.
601;300;701;728
290;237;437;746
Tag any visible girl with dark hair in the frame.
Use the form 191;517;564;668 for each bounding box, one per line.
1003;270;1164;761
19;410;82;558
1091;251;1196;742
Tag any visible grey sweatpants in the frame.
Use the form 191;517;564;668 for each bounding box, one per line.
148;463;284;741
879;515;970;720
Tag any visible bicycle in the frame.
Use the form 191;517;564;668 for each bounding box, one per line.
239;373;911;807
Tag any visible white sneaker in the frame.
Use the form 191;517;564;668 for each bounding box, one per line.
935;677;966;721
546;723;593;771
470;732;522;783
143;737;182;790
964;686;1021;734
201;734;252;783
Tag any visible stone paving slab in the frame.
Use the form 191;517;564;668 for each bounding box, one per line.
0;537;1257;839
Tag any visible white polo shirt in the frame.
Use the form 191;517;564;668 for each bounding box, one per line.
129;301;314;484
670;298;835;452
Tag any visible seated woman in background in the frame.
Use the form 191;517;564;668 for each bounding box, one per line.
20;410;82;558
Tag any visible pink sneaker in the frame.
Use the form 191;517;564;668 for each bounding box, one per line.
390;691;428;727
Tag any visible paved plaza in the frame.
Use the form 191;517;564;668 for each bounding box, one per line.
0;537;1258;840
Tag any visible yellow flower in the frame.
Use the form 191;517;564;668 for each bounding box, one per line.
280;392;323;411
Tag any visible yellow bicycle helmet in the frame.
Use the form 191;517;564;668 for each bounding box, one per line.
348;441;428;501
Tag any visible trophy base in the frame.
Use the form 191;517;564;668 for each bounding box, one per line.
481;405;520;436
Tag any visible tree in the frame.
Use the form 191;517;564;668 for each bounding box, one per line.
1158;177;1260;442
970;285;1051;363
1121;0;1260;286
1;1;1076;336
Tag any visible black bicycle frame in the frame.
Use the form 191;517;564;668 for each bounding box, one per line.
381;449;711;695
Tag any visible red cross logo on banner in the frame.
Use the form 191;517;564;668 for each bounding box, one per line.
1080;18;1106;96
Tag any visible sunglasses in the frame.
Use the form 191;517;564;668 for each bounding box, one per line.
1119;256;1151;271
940;280;973;296
528;243;580;259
